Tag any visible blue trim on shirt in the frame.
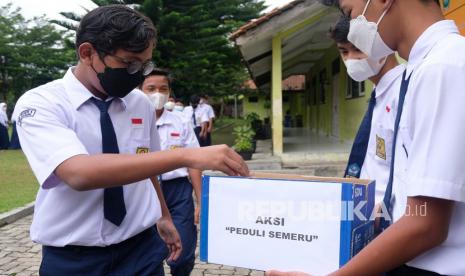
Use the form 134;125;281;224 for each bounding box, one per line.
339;183;352;267
200;175;210;262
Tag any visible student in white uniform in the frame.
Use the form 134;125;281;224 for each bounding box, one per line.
330;15;405;205
13;5;248;276
164;96;176;112
0;102;9;149
199;94;216;146
173;99;185;113
140;68;202;276
269;0;465;275
184;95;209;146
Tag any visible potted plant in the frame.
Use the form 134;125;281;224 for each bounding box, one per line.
233;124;256;152
245;112;263;140
233;138;254;160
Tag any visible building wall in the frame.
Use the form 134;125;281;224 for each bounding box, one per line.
339;72;374;141
242;93;270;120
443;0;465;35
304;46;372;141
242;92;303;124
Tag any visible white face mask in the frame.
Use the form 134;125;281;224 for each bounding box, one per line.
348;0;394;60
164;101;175;111
344;57;386;82
147;92;169;110
174;105;184;112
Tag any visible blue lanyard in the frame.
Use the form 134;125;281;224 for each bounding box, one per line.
380;70;413;231
344;89;377;178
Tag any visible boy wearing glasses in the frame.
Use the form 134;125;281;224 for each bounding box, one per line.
14;5;249;276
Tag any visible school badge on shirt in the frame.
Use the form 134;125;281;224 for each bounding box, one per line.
136;147;149;154
376;135;386;160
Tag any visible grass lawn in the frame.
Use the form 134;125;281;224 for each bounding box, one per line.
0;150;38;214
212;117;245;147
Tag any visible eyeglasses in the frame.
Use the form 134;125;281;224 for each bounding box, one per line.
104;54;155;76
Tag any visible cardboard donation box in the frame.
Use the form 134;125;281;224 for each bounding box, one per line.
200;173;376;275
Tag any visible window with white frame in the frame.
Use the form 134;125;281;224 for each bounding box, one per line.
346;78;365;99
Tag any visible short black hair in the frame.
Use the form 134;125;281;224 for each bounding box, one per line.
76;5;157;56
329;15;350;44
144;68;173;88
319;0;338;6
190;95;200;105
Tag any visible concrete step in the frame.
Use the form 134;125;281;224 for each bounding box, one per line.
258;167;345;177
280;152;349;164
246;156;282;170
281;161;346;177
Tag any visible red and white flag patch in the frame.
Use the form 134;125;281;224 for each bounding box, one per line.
132;118;143;125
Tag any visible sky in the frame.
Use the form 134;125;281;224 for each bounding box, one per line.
0;0;293;21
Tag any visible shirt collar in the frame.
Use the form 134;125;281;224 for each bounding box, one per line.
375;64;406;98
156;109;173;126
406;20;458;76
63;67;127;110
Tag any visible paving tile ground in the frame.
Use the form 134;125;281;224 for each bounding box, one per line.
0;215;264;276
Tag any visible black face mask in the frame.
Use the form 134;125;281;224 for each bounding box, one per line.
96;66;144;98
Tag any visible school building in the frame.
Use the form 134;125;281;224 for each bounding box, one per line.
230;0;464;158
443;0;465;35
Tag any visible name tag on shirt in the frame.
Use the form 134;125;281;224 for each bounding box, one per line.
376;135;387;160
136;147;149;154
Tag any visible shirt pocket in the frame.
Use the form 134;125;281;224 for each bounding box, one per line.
373;124;394;165
127;138;151;154
166;135;184;150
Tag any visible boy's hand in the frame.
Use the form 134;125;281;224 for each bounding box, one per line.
184;145;249;176
157;216;182;262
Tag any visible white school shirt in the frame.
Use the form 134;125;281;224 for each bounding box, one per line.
14;68;162;247
360;64;405;204
156;109;200;180
199;103;215;120
391;20;465;275
0;110;7;127
183;106;209;127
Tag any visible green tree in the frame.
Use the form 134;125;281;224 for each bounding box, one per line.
53;0;266;101
0;4;75;110
51;0;143;31
142;0;265;100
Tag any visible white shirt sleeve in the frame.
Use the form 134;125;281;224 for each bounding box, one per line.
183;120;200;149
0;112;8;127
200;109;209;124
149;107;161;152
207;105;215;119
14;94;88;188
403;63;465;202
